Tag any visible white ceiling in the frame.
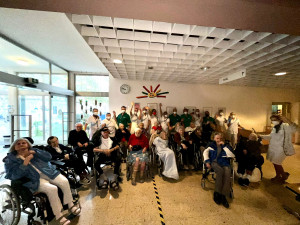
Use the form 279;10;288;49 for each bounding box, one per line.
0;8;108;74
70;14;300;89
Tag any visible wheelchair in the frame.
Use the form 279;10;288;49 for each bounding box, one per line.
201;158;235;199
149;142;163;177
168;134;184;170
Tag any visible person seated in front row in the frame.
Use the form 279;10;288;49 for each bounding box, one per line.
92;127;121;190
174;126;194;170
115;123;131;161
203;133;235;208
128;128;149;185
68;123;94;172
235;133;264;186
46;136;91;185
185;121;197;136
5;138;81;225
153;131;179;180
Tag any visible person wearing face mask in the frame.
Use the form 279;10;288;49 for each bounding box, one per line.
201;111;216;144
85;108;101;140
114;106;131;131
101;113;118;138
130;102;142;134
193;109;201;127
169;108;181;132
149;108;159;129
140;107;151;134
227;112;242;148
181;108;193;128
215;110;227;133
260;115;299;184
159;103;171;134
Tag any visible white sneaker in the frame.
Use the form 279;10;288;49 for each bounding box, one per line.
80;177;91;185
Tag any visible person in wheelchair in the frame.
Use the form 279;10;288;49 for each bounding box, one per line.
153;131;179;180
46;136;91;185
68;123;94;172
4;138;81;225
92;127;122;190
235;133;264;186
174;126;194;170
128;128;149;185
203;133;235;208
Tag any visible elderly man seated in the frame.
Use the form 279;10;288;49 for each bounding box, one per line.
68;123;94;172
128;128;149;185
92;127;121;190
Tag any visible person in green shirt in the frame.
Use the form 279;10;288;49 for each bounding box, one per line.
113;106;131;131
181;108;193;128
169;108;181;128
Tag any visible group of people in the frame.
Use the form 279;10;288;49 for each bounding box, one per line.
4;102;298;221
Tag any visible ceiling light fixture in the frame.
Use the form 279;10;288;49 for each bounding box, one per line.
16;59;30;66
201;66;210;71
274;72;287;76
113;59;122;64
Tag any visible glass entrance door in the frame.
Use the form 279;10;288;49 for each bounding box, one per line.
51;95;68;143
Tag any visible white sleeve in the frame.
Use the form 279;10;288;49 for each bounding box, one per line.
223;147;235;158
203;147;212;161
86;116;92;124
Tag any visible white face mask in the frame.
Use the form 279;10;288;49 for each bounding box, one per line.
232;116;236;119
143;110;147;114
272;121;279;126
164;114;168;118
173;112;177;115
220;113;224;116
184;112;188;115
121;110;126;113
106;117;111;120
196;112;199;115
134;112;138;115
93;112;98;116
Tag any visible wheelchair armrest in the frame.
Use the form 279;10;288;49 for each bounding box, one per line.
50;160;65;166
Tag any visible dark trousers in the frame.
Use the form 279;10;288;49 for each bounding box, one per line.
94;150;121;176
237;155;264;174
63;155;87;175
211;162;231;196
180;145;194;165
74;145;94;168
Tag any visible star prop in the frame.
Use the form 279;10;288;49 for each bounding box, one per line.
136;84;169;99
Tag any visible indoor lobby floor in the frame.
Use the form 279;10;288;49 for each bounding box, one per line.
1;146;300;225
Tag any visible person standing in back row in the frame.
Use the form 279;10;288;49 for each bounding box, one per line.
85;108;101;140
227;112;243;148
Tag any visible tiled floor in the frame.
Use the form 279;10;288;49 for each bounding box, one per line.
1;146;300;225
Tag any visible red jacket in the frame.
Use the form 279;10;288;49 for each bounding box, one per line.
128;134;149;149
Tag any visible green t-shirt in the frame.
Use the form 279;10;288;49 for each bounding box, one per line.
117;113;131;128
181;114;193;128
169;114;181;126
202;116;215;124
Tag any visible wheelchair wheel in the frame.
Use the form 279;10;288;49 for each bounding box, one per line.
0;184;21;225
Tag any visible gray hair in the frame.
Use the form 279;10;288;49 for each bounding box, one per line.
9;138;32;153
134;128;141;134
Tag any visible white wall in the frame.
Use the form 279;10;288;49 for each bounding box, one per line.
109;75;300;132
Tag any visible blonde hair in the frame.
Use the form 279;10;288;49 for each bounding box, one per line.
9;138;32;153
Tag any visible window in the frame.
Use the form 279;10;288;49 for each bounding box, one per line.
76;75;109;92
51;64;68;89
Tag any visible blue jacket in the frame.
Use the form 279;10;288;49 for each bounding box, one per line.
203;142;235;167
4;148;60;193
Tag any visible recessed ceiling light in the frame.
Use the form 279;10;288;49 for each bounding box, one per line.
274;72;287;76
201;66;210;71
113;59;122;64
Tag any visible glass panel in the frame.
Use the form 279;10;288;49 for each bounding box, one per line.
18;93;49;144
51;96;68;142
51;64;68;89
0;37;50;76
75;96;109;123
0;84;10;145
76;75;109;92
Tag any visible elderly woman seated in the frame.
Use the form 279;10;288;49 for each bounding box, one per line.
174;126;194;170
92;127;121;190
203;133;234;208
235;133;264;186
46;136;90;185
4;138;81;225
153;131;179;180
128;128;149;185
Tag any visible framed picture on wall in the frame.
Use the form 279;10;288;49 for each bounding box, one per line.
184;106;196;113
203;107;213;116
147;103;158;112
166;106;175;115
218;107;226;116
